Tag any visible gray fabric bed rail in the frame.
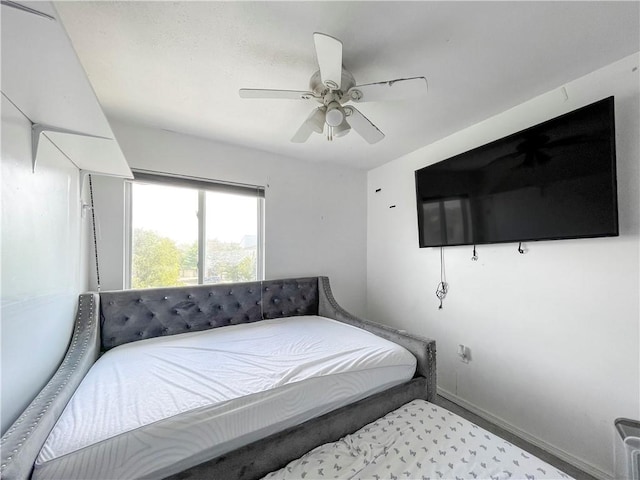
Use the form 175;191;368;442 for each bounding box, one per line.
165;377;430;480
0;294;100;480
318;277;436;399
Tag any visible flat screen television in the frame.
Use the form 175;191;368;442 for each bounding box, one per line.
415;96;618;248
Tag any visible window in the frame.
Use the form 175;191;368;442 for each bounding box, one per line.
126;171;264;289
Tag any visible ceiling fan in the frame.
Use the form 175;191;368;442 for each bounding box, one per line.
239;32;428;144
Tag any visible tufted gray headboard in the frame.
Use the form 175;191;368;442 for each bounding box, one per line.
100;277;319;351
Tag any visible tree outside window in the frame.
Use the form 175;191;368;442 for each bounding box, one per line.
130;176;262;289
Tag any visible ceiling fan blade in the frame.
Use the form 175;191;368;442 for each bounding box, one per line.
348;76;428;103
239;88;315;100
345;106;384;144
313;32;343;90
291;108;326;143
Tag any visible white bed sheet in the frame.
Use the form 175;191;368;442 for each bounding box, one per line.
265;399;574;480
33;316;416;480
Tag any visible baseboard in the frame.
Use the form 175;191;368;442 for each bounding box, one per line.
437;388;612;480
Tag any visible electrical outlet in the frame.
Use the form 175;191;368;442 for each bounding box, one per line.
457;344;471;363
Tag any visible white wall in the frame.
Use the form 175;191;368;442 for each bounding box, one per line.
91;119;368;316
0;97;89;433
367;53;639;478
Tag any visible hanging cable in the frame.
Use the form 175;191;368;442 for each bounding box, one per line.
471;244;478;261
518;242;526;254
89;174;101;292
435;247;449;309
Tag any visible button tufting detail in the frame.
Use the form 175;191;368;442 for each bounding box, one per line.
99;279;320;351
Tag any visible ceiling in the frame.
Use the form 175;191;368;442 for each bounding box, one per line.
54;1;639;170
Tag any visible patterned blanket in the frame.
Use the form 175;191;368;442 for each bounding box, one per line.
264;399;573;480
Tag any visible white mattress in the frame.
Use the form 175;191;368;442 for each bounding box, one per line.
33;315;416;480
265;399;574;480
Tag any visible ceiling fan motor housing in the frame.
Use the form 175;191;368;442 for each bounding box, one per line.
309;69;356;105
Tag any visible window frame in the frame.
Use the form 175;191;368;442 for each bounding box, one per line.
124;169;265;289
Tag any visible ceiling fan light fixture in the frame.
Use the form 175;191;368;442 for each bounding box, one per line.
325;101;344;127
332;119;351;138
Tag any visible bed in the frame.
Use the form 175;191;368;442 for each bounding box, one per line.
264;399;574;480
0;277;436;480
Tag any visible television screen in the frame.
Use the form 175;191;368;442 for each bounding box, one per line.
415;96;618;248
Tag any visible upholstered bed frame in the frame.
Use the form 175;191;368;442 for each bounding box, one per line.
1;276;436;480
